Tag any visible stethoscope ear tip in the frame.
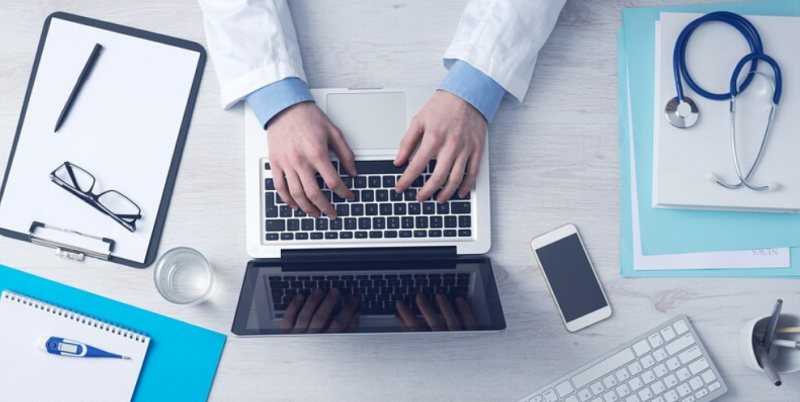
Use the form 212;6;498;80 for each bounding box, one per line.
767;182;780;191
706;172;720;183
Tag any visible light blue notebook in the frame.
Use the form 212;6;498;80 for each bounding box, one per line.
0;264;226;401
622;0;800;256
619;29;800;278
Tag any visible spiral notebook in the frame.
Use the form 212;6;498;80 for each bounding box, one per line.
0;290;150;402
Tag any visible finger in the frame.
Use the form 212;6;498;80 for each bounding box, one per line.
345;311;361;332
286;169;320;218
436;153;468;204
316;159;354;202
298;170;337;219
436;294;462;331
271;165;298;210
306;288;340;333
327;296;358;333
457;149;482;199
292;289;324;333
328;126;358;177
417;294;445;331
280;294;305;333
395;117;423;167
455;296;477;330
395;314;410;332
396;147;434;194
417;151;456;202
395;300;422;331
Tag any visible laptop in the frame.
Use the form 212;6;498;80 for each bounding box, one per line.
233;87;505;335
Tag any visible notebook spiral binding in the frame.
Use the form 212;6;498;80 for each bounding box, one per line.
3;291;148;343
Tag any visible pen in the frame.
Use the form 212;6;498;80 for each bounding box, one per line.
752;335;782;386
54;43;103;132
38;336;130;360
772;339;800;349
763;299;783;353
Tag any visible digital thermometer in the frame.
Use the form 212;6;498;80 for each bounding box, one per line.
38;336;130;360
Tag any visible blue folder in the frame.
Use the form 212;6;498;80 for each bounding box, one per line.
0;264;226;401
619;29;800;278
622;0;800;256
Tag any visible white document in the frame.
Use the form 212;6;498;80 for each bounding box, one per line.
0;17;200;263
653;13;800;212
0;291;150;402
624;41;791;270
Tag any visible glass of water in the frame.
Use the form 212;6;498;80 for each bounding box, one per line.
154;247;215;305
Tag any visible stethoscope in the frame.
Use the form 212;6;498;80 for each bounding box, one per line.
665;11;782;191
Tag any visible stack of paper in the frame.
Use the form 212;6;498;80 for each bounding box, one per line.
618;0;800;278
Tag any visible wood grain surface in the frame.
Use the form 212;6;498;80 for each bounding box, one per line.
0;0;796;400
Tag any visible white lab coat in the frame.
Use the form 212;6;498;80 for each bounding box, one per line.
198;0;565;109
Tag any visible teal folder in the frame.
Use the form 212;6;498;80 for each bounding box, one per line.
622;0;800;256
0;264;226;401
619;29;800;278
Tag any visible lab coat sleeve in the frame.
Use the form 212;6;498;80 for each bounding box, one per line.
198;0;307;109
444;0;566;102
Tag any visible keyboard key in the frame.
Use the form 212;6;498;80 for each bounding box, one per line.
409;203;421;215
296;232;308;240
590;382;604;396
401;217;414;228
436;203;449;214
280;205;292;217
350;191;360;202
376;190;389;202
458;229;472;237
264;178;275;190
665;334;695;356
340;176;352;188
660;327;677;342
399;230;412;238
362;190;375;202
281;233;293;240
444;230;456;237
368;176;381;188
459;216;471;228
337;204;350;216
266;233;279;241
355;231;368;239
423;202;436;215
344;218;357;230
351;204;364;216
633;340;651;356
445;216;457;228
641;354;655;368
265;192;278;217
416;217;428;228
383;176;395;188
366;204;378;215
451;202;470;214
275;193;284;204
387;217;400;229
555;381;574;398
369;231;383;238
678;346;702;365
648;333;664;349
394;203;407;215
430;216;443;228
358;218;371;230
385;230;398;238
294;209;306;217
404;189;417;201
330;218;343;230
571;349;635;389
310;232;323;240
266;220;285;232
354;160;405;175
701;370;716;384
316;219;328;231
412;175;424;188
332;192;344;203
429;230;442;237
380;203;393;215
390;191;403;201
653;348;667;362
688;358;709;375
672;320;689;335
688;377;703;391
414;230;427;238
666;357;680;371
340;231;353;239
301;219;314;230
287;219;300;231
325;232;338;239
354;176;367;188
373;217;386;229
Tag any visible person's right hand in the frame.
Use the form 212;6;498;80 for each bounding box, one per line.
395;294;477;331
267;102;358;219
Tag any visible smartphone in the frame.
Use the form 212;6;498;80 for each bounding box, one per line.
530;224;611;332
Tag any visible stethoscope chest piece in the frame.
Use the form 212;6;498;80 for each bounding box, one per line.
665;96;699;128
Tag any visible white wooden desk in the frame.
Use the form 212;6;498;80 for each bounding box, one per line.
0;0;797;400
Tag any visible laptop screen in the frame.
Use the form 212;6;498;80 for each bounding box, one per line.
231;256;505;336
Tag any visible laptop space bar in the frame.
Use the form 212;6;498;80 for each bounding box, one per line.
570;348;635;389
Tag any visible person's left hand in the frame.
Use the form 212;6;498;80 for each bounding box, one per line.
281;288;361;334
394;90;487;203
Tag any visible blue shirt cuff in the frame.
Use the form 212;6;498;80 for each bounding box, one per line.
438;60;506;124
246;77;315;128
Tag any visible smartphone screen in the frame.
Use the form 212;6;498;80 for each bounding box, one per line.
535;233;608;323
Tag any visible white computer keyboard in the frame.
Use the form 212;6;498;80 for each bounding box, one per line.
517;315;727;402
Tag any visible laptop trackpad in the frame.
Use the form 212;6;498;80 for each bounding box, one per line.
325;92;406;151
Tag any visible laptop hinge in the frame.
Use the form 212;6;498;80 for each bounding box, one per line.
281;246;457;262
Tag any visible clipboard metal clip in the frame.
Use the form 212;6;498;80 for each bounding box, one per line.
29;221;115;262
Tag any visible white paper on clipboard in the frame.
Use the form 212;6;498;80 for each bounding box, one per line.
0;17;200;264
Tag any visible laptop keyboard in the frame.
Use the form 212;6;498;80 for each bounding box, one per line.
263;160;474;242
266;272;472;316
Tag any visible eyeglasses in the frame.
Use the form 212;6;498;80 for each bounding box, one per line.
50;162;142;232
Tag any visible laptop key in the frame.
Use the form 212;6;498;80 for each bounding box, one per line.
281;233;294;240
408;203;421;215
330;218;343;230
369;231;383;238
373;217;386;229
429;230;442;237
416;216;428;228
266;233;279;241
404;189;417;201
412;176;424;188
387;217;400;229
383;176;395;188
459;216;471;228
294;209;307;217
322;190;332;201
458;230;472;237
340;231;353;239
427;159;437;173
280;206;292;217
264;162;271;171
401;217;414;228
380;203;392;215
333;193;345;203
451;191;470;200
354;176;367;188
451;202;471;214
362;190;375;202
430;216;443;228
302;218;315;230
399;230;412;238
355;231;368;239
266;220;285;232
349;191;360;202
287;219;300;231
351;204;364;216
316;219;328;231
423;202;436;215
340;176;352;188
444;216;457;228
366;204;378;216
376;190;388;202
345;218;357;230
276;193;284;204
368;176;381;188
385;230;398;238
444;230;456;237
296;232;309;240
414;230;427;238
390;191;403;201
325;232;338;239
265;193;278;218
394;203;406;215
358;218;371;230
311;232;323;239
336;204;349;217
354;160;405;175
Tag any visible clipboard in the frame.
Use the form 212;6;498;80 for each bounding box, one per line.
0;12;206;268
